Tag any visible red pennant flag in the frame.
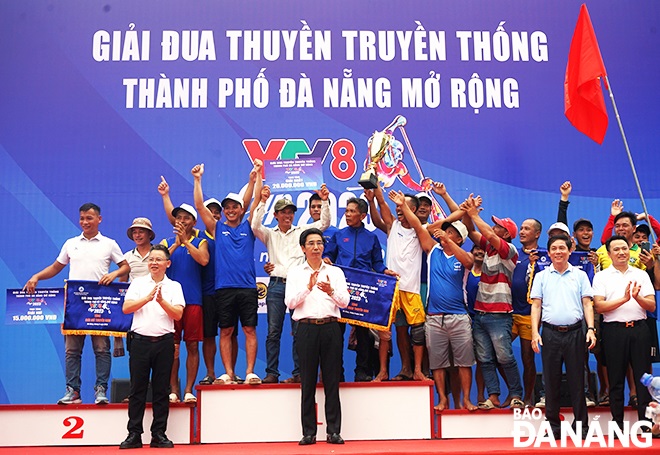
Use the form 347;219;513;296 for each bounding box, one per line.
564;4;608;144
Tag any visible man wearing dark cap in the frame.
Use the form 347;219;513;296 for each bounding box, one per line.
461;195;524;409
161;203;209;403
252;177;331;384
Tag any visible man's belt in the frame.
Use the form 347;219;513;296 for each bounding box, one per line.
297;317;338;325
604;319;645;328
270;276;286;284
542;320;582;333
131;332;174;342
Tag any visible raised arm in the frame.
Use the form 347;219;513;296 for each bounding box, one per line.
600;199;621;244
246;159;263;225
251;183;271;244
462;195;495;248
158;176;176;226
431;182;460;213
192;164;217;237
432;227;474;270
364;189;387;233
557;181;571;225
373;184;395;234
388;190;436;254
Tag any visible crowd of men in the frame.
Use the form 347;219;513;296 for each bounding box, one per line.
24;168;660;445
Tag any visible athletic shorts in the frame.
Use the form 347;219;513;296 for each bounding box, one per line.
426;313;475;369
512;314;533;341
202;294;220;338
174;304;203;343
216;287;258;328
394;290;425;326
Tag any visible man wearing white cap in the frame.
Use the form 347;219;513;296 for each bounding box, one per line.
252;178;331;384
161;203;209;403
192;162;263;385
389;190;477;411
461;195;524;410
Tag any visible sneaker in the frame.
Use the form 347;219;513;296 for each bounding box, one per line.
58;387;82;405
586;396;596;407
95;385;109;405
535;396;546;408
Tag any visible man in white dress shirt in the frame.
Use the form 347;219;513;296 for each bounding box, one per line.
285;228;350;446
120;244;185;449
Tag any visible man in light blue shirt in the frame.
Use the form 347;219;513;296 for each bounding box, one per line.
530;235;596;439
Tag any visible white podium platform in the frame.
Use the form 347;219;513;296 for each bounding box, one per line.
436;406;640;439
196;381;435;443
0;403;195;447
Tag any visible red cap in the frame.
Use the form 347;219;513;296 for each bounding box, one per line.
491;215;518;240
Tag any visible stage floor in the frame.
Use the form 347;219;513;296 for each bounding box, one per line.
1;438;658;455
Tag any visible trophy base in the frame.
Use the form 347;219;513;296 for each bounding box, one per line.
358;172;379;190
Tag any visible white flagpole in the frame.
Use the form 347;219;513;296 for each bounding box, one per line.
603;75;656;244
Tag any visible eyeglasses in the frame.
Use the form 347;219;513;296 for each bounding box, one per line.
305;241;324;247
148;257;168;263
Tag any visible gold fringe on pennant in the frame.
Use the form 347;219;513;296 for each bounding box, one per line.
339;282;400;331
61;328;127;337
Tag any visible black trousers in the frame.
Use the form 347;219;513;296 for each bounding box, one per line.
127;333;174;435
297;321;343;437
542;324;588;438
602;321;652;426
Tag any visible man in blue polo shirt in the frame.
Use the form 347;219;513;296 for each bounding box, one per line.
192;161;262;385
530;235;596;439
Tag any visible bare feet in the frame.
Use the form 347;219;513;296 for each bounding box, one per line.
434;399;449;412
413;370;427;381
372;372;389;382
500;395;512;408
463;399;478;411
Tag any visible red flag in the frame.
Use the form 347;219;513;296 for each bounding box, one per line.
564;4;608;144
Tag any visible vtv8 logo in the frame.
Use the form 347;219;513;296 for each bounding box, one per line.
242;138;358;181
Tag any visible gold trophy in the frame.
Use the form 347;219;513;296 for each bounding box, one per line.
358;115;407;189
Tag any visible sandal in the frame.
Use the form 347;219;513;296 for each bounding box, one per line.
199;375;215;385
510;398;525;409
213;373;236;385
169;393;180;403
478;398;496;410
598;393;609;406
245;372;262;385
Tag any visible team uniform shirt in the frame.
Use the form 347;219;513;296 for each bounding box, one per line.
322;225;339;244
198;230;216;296
57;232;124;280
323;224;387;273
529;264;593;326
284;262;350;319
386;220;423;294
465;269;480;316
161;235;205;306
125;274;186;337
427;243;466;314
123;247;151;281
251;200;330;278
474;237;518;313
511;247;549;316
592;265;654;322
214;219;256;289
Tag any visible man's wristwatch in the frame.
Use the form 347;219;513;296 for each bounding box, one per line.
587;327;596;333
